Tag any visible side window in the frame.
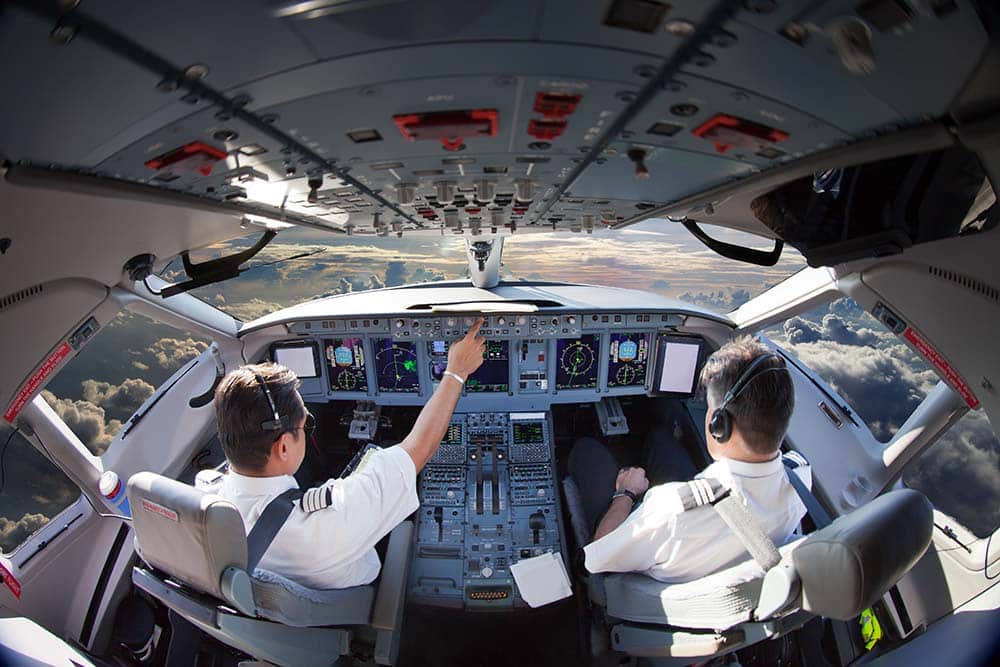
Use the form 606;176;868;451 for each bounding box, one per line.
903;410;1000;538
43;311;210;456
1;425;79;554
767;297;937;442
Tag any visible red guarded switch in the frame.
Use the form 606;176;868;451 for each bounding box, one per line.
691;113;789;155
144;141;228;176
393;109;498;151
533;92;582;119
527;118;567;141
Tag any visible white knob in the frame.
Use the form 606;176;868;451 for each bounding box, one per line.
497;316;507;325
481;566;494;578
395;319;405;328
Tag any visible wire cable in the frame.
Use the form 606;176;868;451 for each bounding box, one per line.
0;426;19;494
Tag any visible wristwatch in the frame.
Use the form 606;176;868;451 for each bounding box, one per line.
611;489;639;505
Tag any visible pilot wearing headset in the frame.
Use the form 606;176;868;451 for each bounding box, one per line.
208;319;485;590
573;336;811;583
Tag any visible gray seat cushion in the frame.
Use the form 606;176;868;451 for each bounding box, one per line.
604;540;803;631
251;569;375;627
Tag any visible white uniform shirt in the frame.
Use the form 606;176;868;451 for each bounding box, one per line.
215;446;418;590
584;455;810;583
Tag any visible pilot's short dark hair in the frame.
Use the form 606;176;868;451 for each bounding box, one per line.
214;363;306;472
699;337;794;456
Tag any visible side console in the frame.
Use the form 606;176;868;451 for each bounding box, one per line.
409;412;565;610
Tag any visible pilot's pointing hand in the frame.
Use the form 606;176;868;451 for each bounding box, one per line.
447;317;486;380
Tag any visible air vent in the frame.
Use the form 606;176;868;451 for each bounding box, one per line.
928;266;999;303
0;284;44;311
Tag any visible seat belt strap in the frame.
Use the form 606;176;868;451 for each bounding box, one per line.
711;488;782;572
246;488;303;572
782;458;832;529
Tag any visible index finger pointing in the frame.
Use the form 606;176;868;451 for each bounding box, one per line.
466;317;485;339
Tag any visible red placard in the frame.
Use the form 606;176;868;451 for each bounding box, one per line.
904;327;980;409
4;342;72;423
1;561;21;600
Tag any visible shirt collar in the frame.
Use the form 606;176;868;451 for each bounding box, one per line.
722;455;784;479
224;470;299;496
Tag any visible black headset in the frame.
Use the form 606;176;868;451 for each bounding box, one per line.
253;371;290;432
708;353;789;443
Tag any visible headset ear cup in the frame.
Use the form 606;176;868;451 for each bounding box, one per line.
710;408;731;443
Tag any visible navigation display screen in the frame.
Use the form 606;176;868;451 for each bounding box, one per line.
512;422;544;444
607;332;650;388
653;336;703;396
556;335;599;389
467;340;509;393
274;343;320;378
325;338;367;392
373;339;420;393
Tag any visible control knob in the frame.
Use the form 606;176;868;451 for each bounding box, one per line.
435;181;457;205
396;182;417;205
481;566;494;578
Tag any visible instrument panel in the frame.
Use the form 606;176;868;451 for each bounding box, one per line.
274;312;703;406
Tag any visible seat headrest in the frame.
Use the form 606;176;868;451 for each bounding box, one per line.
127;471;248;599
793;488;932;620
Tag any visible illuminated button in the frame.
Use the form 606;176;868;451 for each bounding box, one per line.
447;318;456;326
481;566;494;578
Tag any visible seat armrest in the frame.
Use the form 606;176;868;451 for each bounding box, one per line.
755;561;800;621
372;521;413;631
220;566;256;617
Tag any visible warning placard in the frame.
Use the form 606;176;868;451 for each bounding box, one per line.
4;342;72;423
904;327;980;409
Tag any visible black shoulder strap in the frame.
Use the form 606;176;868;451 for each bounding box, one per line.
246;488;303;572
782;457;832;529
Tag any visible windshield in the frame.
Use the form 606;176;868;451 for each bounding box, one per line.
160;220;805;321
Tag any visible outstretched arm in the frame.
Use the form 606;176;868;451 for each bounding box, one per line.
399;318;485;472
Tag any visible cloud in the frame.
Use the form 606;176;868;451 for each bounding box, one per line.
145;338;208;369
679;288;752;312
226;299;286;321
81;378;155;423
0;513;50;551
651;279;671;290
410;267;447;283
385;260;408;287
368;274;385;289
903;410;1000;538
41;390;122;454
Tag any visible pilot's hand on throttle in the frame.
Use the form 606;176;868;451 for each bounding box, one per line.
616;467;649;496
446;317;486;379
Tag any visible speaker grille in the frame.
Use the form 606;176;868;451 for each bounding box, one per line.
927;266;999;303
0;284;43;311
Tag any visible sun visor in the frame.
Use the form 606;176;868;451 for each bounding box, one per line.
751;146;996;267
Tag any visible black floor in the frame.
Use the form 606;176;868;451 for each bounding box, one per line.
397;597;585;667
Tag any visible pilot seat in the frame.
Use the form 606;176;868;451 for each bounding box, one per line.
126;471;412;667
562;477;933;663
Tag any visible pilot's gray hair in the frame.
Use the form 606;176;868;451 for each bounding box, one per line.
699;336;794;455
214;362;306;472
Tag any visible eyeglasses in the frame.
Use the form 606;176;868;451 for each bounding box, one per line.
294;412;316;436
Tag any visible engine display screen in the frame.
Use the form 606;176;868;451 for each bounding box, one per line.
556;335;599;389
325;338;367;392
607;332;650;388
373;339;420;393
467;340;509;393
512;422;544;444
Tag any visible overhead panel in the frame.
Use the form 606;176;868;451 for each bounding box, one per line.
0;11;169;165
285;0;542;61
84;0;317;90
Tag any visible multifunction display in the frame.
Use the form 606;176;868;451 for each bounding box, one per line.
467;340;509;393
373;339;420;393
555;335;599;389
325;338;368;392
607;332;650;388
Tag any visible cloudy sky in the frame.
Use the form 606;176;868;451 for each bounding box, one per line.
3;220;998;551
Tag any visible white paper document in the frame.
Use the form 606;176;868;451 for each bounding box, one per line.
510;552;572;608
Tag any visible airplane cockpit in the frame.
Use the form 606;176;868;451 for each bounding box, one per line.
1;1;999;666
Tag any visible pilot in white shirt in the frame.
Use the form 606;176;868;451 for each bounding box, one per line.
208;319;485;590
572;337;809;583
